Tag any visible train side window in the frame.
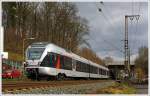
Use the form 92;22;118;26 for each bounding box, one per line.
87;64;89;73
63;56;72;70
96;67;98;74
84;63;87;72
60;55;64;69
92;66;94;73
91;65;93;73
76;61;87;72
81;62;84;72
99;69;100;74
102;70;104;75
72;59;76;70
103;70;105;75
100;69;102;75
90;66;93;73
76;61;80;72
82;62;87;72
80;62;82;72
94;67;97;74
90;65;92;73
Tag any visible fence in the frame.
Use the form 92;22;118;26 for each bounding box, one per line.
2;59;23;70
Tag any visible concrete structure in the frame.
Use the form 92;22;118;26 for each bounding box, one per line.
107;61;135;79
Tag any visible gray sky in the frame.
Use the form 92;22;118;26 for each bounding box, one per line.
75;2;148;61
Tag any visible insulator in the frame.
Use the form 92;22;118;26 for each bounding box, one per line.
136;16;140;21
100;1;104;5
98;8;102;12
130;17;134;21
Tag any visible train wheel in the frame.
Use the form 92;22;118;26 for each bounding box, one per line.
57;74;64;81
63;74;66;80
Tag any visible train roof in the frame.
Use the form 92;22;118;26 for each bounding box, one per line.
31;42;49;47
29;42;108;70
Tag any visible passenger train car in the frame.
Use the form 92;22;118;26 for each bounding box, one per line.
25;42;109;80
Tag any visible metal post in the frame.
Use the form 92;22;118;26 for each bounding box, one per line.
124;16;128;76
23;39;25;62
124;15;140;79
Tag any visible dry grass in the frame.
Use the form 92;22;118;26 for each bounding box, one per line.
8;51;23;61
95;83;136;94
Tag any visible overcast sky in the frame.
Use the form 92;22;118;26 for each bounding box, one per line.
75;2;148;61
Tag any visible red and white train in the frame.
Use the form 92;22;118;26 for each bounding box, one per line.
25;42;109;80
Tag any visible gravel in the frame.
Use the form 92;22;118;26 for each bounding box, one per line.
4;81;115;94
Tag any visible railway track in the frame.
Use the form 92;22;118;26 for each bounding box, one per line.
2;80;111;92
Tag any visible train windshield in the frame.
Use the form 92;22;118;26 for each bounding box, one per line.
27;48;45;60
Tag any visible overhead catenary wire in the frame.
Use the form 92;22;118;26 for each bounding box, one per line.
97;2;124;39
132;0;134;15
90;35;124;54
129;2;141;55
93;2;124;53
91;2;144;59
134;2;141;50
98;2;142;57
97;2;124;51
129;0;134;55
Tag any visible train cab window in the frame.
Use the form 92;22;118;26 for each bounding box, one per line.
27;48;45;60
40;54;50;67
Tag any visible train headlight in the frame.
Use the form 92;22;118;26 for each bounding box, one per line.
24;62;28;67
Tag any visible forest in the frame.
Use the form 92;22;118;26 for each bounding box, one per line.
2;2;104;65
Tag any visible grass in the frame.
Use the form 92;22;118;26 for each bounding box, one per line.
2;78;22;82
7;51;23;61
95;82;136;94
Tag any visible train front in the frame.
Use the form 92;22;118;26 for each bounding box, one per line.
25;42;47;80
